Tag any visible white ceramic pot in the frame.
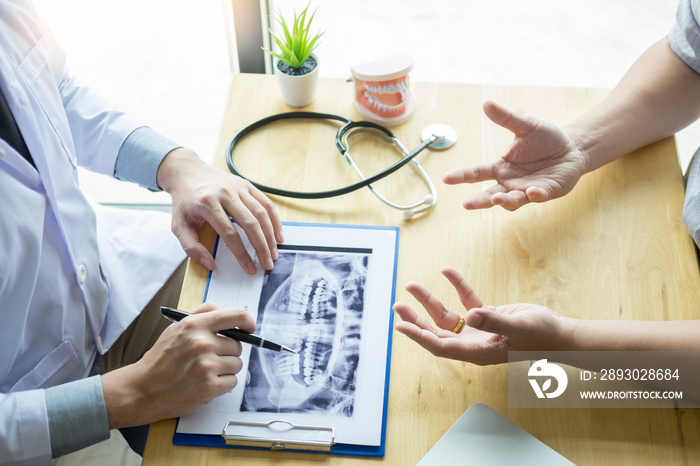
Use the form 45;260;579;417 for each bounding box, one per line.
274;54;319;107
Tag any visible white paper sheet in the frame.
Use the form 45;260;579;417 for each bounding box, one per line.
176;222;398;447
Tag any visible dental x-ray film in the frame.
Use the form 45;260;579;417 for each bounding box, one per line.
175;222;399;450
242;250;368;416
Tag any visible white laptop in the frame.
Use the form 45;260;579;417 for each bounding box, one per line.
418;403;574;465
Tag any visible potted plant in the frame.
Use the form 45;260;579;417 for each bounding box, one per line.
263;3;324;107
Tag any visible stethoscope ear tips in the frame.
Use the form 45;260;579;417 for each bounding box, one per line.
402;194;435;220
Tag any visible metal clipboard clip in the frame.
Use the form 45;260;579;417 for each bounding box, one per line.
222;420;336;451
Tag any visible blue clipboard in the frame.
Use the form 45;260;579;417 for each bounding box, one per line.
172;222;399;457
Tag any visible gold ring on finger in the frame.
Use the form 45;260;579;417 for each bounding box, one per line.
451;317;465;333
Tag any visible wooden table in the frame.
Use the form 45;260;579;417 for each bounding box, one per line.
143;74;700;465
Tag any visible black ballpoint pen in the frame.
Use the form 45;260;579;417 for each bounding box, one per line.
160;306;297;354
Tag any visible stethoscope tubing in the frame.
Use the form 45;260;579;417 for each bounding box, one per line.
339;130;437;212
225;111;434;200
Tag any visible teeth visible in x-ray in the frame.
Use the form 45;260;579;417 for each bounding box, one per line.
275;352;299;375
282;271;338;387
257;259;343;407
242;253;368;415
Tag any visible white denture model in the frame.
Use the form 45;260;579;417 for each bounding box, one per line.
350;54;415;126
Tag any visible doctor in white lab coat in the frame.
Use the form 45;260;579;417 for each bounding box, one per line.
0;1;283;464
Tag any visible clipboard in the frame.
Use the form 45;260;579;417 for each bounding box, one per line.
172;222;399;457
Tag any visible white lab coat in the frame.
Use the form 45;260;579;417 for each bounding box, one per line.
0;1;184;464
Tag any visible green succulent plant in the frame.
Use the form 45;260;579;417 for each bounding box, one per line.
263;3;324;69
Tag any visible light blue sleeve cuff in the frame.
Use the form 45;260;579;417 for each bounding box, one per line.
114;126;181;191
683;150;700;249
44;376;110;458
668;0;700;75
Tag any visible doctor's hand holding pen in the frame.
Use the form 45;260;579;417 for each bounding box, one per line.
156;147;284;274
101;302;255;429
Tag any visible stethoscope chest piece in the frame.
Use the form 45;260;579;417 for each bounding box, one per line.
421;124;458;150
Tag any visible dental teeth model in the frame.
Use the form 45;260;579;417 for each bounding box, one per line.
350;54;415;126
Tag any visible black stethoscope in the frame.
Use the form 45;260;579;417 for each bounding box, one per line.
225;111;457;219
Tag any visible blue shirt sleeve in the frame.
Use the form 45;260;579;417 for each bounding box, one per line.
44;376;110;457
668;0;700;74
114;126;181;191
